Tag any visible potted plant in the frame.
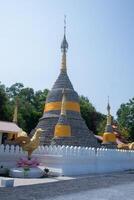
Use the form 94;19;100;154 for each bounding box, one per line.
44;168;50;177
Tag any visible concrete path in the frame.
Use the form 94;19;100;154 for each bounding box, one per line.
0;171;134;200
49;182;134;200
0;176;75;187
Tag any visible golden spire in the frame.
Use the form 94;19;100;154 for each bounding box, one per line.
61;89;67;116
61;15;68;72
106;96;112;126
13;98;18;124
107;96;110;115
61;50;67;71
54;88;71;138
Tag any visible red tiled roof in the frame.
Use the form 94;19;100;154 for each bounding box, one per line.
0;121;21;133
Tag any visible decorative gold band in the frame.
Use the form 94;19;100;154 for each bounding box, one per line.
54;124;71;137
44;101;80;112
103;132;116;143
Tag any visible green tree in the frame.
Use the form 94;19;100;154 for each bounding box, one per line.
6;83;24;99
0;82;10;121
79;95;105;133
80;95;95;131
17;87;48;133
95;113;106;135
117;97;134;140
33;89;49;113
5;83;49;133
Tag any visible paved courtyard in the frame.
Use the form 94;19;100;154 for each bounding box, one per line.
1;171;134;200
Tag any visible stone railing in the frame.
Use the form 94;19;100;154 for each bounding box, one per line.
0;145;134;175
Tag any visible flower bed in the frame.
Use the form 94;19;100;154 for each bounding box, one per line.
17;157;40;168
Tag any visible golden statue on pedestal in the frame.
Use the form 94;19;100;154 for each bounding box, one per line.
16;128;44;158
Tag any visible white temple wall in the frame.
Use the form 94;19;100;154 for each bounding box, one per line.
0;145;134;175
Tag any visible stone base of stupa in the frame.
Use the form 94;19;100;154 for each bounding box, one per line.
101;142;117;149
51;135;100;147
35;115;100;148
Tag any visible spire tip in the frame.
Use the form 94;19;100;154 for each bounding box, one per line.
64;15;66;36
107;96;111;115
61;16;68;53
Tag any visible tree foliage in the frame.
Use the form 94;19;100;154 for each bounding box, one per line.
80;95;105;134
0;82;9;121
2;82;133;140
0;82;107;134
0;82;49;133
117;97;134;140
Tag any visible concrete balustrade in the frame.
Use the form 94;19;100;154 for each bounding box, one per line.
0;144;134;175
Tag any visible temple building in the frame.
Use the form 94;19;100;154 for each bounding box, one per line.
34;20;99;147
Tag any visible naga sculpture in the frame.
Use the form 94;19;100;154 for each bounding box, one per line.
118;142;134;150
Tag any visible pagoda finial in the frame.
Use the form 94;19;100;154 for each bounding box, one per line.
13;98;18;124
61;15;68;72
107;96;110;116
64;15;66;36
106;96;112;126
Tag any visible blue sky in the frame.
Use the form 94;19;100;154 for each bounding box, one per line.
0;0;134;117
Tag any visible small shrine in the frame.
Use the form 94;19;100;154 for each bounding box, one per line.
102;99;117;148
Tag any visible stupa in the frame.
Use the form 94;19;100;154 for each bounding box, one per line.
102;98;117;148
34;19;99;147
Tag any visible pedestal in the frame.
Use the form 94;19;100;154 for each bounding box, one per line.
9;167;44;178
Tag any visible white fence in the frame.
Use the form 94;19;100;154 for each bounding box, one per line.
0;145;134;175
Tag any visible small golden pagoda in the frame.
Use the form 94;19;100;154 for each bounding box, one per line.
102;98;116;145
54;89;71;138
